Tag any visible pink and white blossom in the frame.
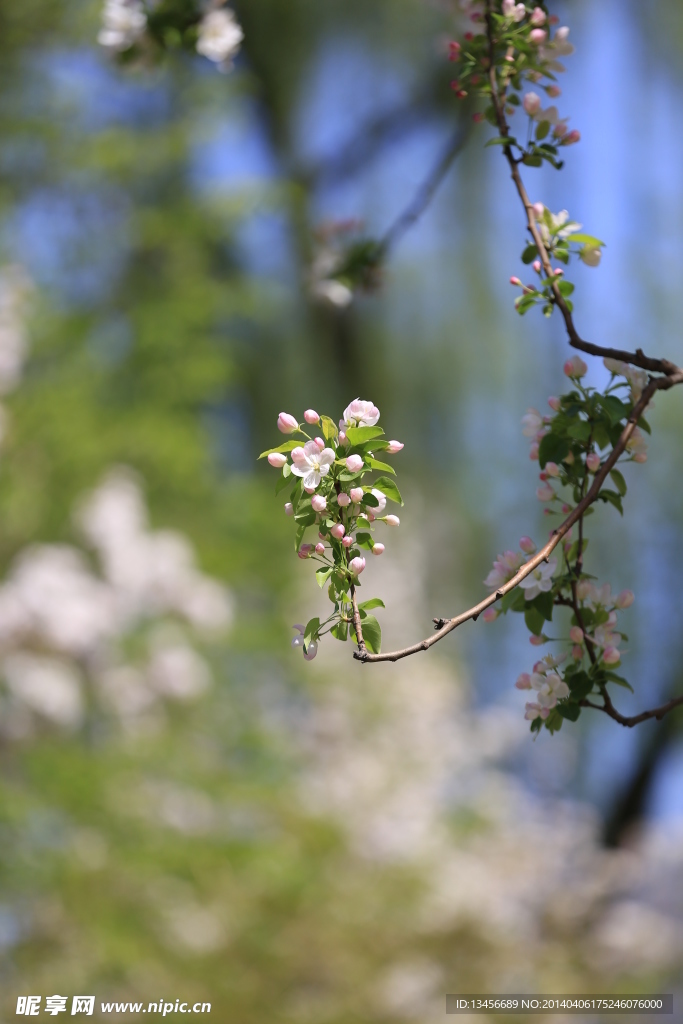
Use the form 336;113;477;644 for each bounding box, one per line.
284;503;294;516
342;535;353;548
386;440;404;453
515;672;532;690
530;7;546;26
331;523;345;540
563;355;588;378
372;543;385;556
615;589;634;609
586;453;601;472
525;701;549;721
336;492;351;507
342;398;380;429
519;559;556;600
536;482;555;502
290;440;336;489
603;646;620;666
502;0;526;22
485;550;524;590
315;542;325;555
291;624;305;648
349;556;366;576
482;607;499;623
349;487;364;503
384;515;400;527
532;671;569;708
522;408;543;437
519;536;536;555
304;409;319;424
268;452;287;468
530;28;547;44
523;92;541;116
311;495;327;513
569;626;584;644
345;454;364;473
303;640;318;661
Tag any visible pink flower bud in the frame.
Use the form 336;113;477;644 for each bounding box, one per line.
529;634;546;646
615;589;634;609
350;487;364;503
633;453;647;463
523;92;541;116
569;626;584;644
536;483;555;502
298;544;314;559
515;672;532;690
448;40;461;61
548;14;559;24
314;436;325;450
318;532;326;540
349;556;366;576
304;409;319;424
345;454;364;473
303;641;318;661
530;28;547;43
268;452;287;468
304;486;316;494
472;112;484;123
531;202;545;220
532;259;542;273
519;536;536;554
482;607;499;623
315;542;325;555
545;461;560;477
546;84;561;98
387;440;404;454
331;523;345;540
548;396;561;411
336;492;351;507
572;645;583;660
338;430;347;445
530;7;546;26
277;412;298;434
561;503;571;514
539;471;548;481
561;130;581;146
510;276;522;286
311;494;327;512
342;535;353;548
284;503;294;516
554;267;564;276
586;453;601;472
529;442;539;461
563;355;588;378
384;515;400;527
372;543;385;556
603;646;621;666
553;122;568;139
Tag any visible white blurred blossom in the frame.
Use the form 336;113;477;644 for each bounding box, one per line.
3;654;83;728
98;0;147;52
196;6;243;70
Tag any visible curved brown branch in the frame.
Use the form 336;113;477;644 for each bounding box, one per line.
580;692;683;728
350;580;366;655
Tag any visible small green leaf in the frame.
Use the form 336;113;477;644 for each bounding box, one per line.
358;598;385;612
557;279;574;297
362;492;379;508
557;702;581;722
365;457;396;475
501;588;526;613
295;524;305;553
535;120;550;141
316;566;333;588
345;426;384;445
566;232;606;246
360;614;382;654
531;590;554;622
599;395;630;425
321;415;338;443
599;489;624;515
603;671;633;692
538;433;570;468
637;415;651;435
355;532;375;551
304;617;320;649
371;476;403;506
485;136;513;147
610;468;627;496
566;420;591;441
258;440;300;459
524;605;545;636
521;244;539;264
275;468;292;495
330;620;348;641
566;670;593;700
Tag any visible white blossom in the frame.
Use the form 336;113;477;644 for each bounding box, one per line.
290;440;335;490
196;7;243;70
518;559;556;600
97;0;147;52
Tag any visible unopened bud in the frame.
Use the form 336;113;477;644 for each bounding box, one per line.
519;536;536;554
304;409;319;424
615;589;634;609
372;543;385;556
311;495;327;512
284;503;294;516
268;452;287;468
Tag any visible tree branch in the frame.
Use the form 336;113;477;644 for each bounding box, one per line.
580;692;683;728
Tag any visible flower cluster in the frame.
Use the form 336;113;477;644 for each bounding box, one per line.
482;355;648;731
97;0;243;72
261;400;405;660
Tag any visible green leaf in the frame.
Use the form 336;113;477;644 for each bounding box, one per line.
566;670;593;701
365;457;395;475
538;432;570;468
531;590;554;622
557;279;574;297
501;588;526;613
371;476;403;506
566;420;591;441
304;617;320;649
258;440;300;459
294;510;317;527
316;566;333;588
609;468;627;496
522;154;542;167
566;232;606;246
566;538;589;563
355;532;375;551
521;244;539;264
599;395;630;425
535;120;550;141
361;492;379;508
345;426;384;445
524;605;545;636
295;524;305;553
358;598;385;612
599;489;623;515
360;614;382;654
321;415;338;443
275;468;292;495
603;671;633;692
485;136;513;147
330;620;348;641
557;702;581;722
637;415;651;434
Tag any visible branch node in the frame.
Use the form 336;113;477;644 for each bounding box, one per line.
433;617;448;631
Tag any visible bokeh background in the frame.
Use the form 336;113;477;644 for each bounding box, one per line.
1;0;683;1020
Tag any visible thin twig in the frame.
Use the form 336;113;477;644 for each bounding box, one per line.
349;580;366;655
580;693;683;728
